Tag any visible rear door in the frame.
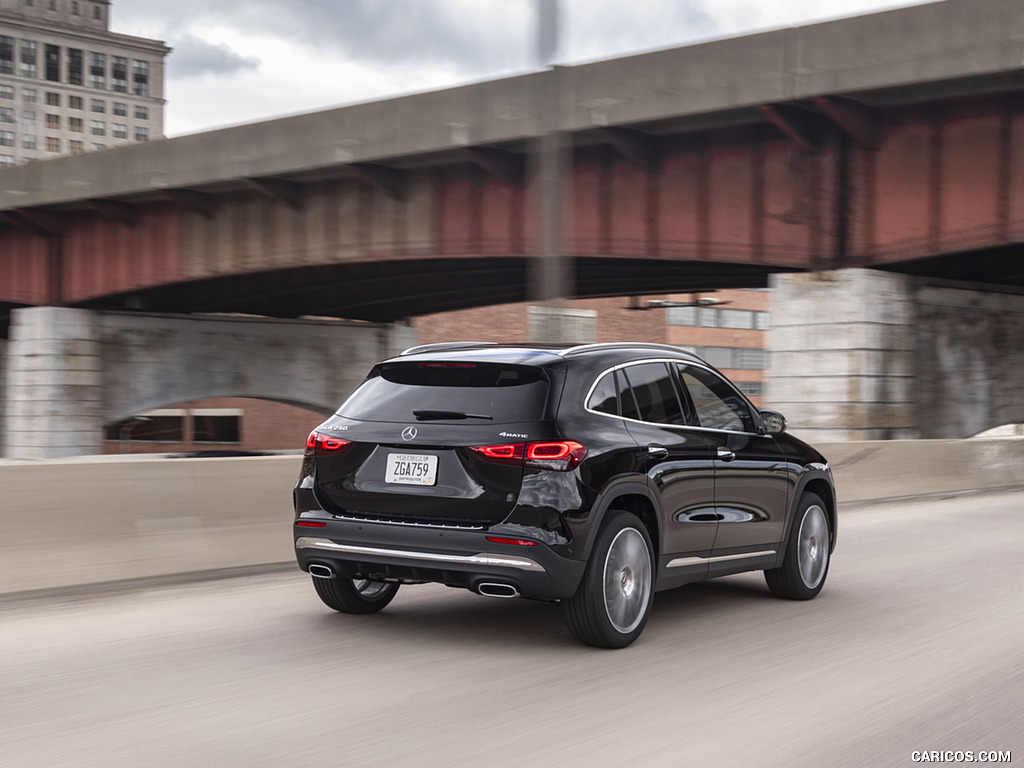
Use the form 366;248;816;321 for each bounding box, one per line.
615;362;717;573
312;360;554;528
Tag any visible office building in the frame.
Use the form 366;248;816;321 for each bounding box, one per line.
0;0;168;166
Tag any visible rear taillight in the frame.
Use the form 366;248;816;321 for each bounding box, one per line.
470;441;586;471
304;431;352;457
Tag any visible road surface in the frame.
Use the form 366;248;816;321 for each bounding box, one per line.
1;492;1020;768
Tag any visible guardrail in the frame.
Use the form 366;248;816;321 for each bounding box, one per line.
2;439;1022;598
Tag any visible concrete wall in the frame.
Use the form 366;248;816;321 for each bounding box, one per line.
1;307;417;459
1;439;1022;598
768;269;1024;441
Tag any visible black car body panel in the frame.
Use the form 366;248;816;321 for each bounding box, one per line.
294;341;837;646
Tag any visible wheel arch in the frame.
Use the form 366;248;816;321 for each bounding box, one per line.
578;479;662;564
789;472;838;555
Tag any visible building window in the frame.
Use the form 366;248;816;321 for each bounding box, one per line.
45;135;59;152
93;4;101;20
718;309;756;330
90;119;104;135
0;85;12;99
0;154;14;167
90;142;104;150
110;56;127;92
22;87;37;103
132;60;148;96
0;36;14;75
21;133;36;149
45;113;60;129
69;139;84;154
0;107;13;123
134;125;148;141
67;48;82;85
112;101;126;116
20;41;38;79
45;91;60;106
72;1;80;14
527;305;597;344
90;98;104;112
735;381;765;397
22;109;35;127
111;122;126;138
0;130;14;147
69;116;83;132
105;413;185;443
48;0;55;8
45;44;60;82
133;104;148;120
89;52;105;89
69;95;82;110
193;411;242;444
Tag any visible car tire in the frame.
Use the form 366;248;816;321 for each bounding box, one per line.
562;510;655;649
764;492;830;600
312;576;400;614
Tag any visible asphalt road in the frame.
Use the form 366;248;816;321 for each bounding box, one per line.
2;492;1021;768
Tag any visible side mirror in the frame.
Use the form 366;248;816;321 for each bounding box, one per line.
760;410;787;435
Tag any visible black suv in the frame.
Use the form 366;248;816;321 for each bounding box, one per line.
293;342;836;648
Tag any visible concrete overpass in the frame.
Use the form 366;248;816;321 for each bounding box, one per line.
2;0;1024;455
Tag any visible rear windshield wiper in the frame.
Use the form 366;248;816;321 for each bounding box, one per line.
413;410;493;421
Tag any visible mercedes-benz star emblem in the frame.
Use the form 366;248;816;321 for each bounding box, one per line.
401;426;418;441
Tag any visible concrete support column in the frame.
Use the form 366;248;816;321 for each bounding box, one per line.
2;307;104;459
767;269;918;441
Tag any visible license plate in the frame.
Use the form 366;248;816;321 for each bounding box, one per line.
385;453;438;486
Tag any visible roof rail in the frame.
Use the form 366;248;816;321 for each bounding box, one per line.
398;341;499;357
558;342;689;357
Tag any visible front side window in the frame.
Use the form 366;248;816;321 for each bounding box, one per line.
620;362;686;426
677;365;755;433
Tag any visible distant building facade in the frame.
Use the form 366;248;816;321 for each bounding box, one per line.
0;0;168;166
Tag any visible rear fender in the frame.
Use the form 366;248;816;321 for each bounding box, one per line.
577;477;662;563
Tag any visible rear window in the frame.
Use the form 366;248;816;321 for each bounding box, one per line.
338;362;551;423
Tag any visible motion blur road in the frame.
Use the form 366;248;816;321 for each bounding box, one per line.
2;492;1020;768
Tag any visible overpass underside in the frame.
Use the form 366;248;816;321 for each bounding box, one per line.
3;89;1024;328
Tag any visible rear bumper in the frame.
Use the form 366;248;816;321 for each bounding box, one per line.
293;518;585;600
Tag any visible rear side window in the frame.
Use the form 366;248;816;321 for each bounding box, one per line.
620;363;686;426
339;362;551;423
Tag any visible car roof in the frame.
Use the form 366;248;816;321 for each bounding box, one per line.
391;342;705;369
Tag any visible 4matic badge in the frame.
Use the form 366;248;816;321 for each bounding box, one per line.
499;431;528;439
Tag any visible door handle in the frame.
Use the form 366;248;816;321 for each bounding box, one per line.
716;447;736;462
647;444;669;457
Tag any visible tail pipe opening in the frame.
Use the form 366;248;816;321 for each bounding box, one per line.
476;582;519;599
308;563;335;580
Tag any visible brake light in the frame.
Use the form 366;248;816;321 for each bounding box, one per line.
471;441;586;471
471;443;526;461
304;431;352;457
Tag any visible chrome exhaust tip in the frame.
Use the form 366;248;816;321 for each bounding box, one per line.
476;582;519;599
308;564;335;580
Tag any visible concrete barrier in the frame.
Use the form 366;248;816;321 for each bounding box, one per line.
1;439;1022;598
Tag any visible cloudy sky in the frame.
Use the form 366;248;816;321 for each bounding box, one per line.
111;0;935;137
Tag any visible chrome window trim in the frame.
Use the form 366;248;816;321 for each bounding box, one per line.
667;550;776;569
295;537;547;572
582;359;765;438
